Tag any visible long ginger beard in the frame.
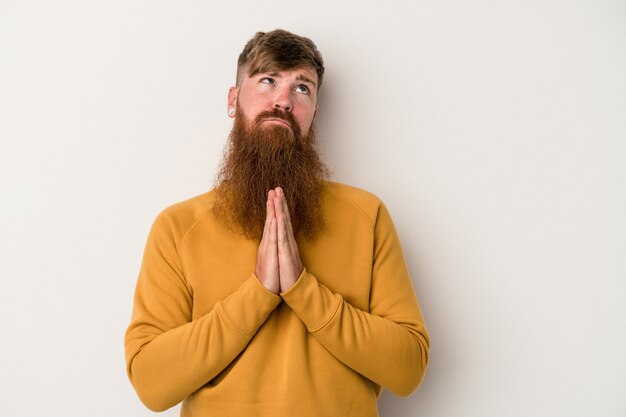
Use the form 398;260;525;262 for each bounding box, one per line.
213;105;329;241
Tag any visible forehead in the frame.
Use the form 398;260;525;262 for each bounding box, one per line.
246;65;318;84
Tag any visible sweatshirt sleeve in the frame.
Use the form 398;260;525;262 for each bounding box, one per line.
280;203;430;396
124;210;281;412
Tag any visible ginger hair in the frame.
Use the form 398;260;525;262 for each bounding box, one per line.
236;29;325;89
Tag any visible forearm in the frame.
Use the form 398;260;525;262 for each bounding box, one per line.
125;275;281;411
281;270;429;396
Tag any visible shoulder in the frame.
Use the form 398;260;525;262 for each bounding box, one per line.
150;190;217;241
323;181;385;226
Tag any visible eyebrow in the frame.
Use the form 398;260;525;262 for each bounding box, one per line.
266;72;317;88
296;74;317;88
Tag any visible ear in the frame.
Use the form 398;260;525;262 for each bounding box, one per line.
313;104;318;120
227;86;238;118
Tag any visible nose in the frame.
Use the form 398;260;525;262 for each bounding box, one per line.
273;87;293;112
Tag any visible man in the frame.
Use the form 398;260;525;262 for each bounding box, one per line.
125;29;429;417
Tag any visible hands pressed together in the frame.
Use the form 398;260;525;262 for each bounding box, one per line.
255;187;304;294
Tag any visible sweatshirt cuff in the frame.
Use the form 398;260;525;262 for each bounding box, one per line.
220;274;282;338
280;268;342;332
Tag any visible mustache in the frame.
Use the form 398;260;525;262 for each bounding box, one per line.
253;109;301;136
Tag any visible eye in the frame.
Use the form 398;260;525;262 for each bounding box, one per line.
260;77;275;85
294;84;311;95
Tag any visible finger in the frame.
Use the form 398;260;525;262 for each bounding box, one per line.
268;217;278;261
267;189;277;218
275;187;293;225
268;190;278;245
275;202;289;246
261;191;274;244
279;189;296;244
275;188;298;253
273;197;287;246
273;188;290;229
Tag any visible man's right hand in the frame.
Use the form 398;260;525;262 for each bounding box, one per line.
255;189;280;294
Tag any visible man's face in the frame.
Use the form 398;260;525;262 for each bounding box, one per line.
228;66;319;137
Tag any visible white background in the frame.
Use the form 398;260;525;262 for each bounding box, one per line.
1;1;624;416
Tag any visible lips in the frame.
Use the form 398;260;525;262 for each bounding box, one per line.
262;117;293;130
254;109;300;137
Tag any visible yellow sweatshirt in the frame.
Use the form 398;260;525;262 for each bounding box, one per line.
125;181;429;417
